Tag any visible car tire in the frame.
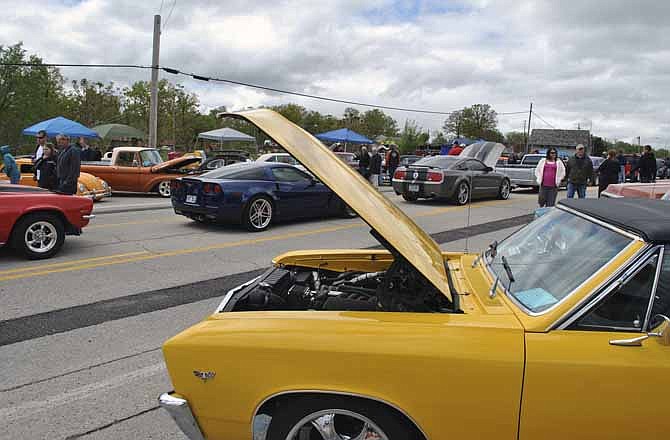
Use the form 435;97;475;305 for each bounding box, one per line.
498;179;511;200
453;181;470;205
156;181;171;198
340;202;358;218
242;195;273;232
266;395;422;440
402;193;418;202
11;213;65;260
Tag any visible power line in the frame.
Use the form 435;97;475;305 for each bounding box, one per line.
158;0;164;14
163;0;177;30
533;112;556;129
0;61;529;116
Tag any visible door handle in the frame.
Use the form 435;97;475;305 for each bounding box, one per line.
609;335;649;347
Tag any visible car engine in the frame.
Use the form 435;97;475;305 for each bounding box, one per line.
226;258;454;313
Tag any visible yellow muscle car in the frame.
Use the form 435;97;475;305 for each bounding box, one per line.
159;110;670;440
1;158;111;201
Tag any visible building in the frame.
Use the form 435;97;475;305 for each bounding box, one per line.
528;129;591;154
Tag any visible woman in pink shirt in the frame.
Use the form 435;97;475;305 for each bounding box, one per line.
534;148;566;207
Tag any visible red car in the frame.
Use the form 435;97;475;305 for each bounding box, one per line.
0;184;94;259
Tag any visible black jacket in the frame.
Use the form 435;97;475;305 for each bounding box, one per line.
566;155;594;185
56;145;81;194
34;156;58;190
369;153;382;174
358;152;370;168
636;152;657;180
387;150;400;169
598;158;620;187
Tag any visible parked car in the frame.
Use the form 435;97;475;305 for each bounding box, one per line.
159;109;670;440
256;152;308;173
656;158;668;179
0;158;111;201
399;154;420;167
601;181;670;199
334;151;358;168
0;184;94;259
81;147;201;197
392;142;511;204
197;150;251;172
171;162;356;231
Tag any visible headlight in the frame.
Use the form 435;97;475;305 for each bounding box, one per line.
101;180;109;189
78;183;87;193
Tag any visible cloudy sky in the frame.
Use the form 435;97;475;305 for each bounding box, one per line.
3;0;669;145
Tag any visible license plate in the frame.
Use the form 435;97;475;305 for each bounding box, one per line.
408;184;419;192
186;195;197;204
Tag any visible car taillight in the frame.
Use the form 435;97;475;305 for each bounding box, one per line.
203;183;211;193
213;185;222;194
427;171;443;182
394;169;406;180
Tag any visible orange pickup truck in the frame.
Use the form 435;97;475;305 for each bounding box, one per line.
81;147;201;197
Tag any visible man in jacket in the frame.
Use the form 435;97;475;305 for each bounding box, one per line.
55;134;80;195
34;130;47;161
357;146;370;177
1;145;20;184
368;147;382;188
616;150;626;183
565;144;593;199
635;145;657;183
387;146;400;180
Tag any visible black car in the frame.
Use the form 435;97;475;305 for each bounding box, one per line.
392;142;511;205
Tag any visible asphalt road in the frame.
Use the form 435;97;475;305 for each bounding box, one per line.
0;188;593;439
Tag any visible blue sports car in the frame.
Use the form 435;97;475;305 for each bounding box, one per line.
171;162;357;231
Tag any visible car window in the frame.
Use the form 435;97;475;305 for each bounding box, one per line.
413;156;459;168
571;251;660;331
650;246;670;329
206;159;225;170
467;160;487;171
20;164;34;173
202;164;268;180
271;166;310;182
275;155;296;165
453;161;468;171
139;150;163;166
116;151;136;167
522;155;541;166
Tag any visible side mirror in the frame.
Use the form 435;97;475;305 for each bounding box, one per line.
609;314;670;347
484;166;494;172
132;160;139;167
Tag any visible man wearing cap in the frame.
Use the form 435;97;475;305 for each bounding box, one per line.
565;144;593;199
448;140;463;156
34;130;48;161
55;134;80;195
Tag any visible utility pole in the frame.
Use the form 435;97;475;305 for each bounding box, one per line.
525;102;533;153
148;14;161;149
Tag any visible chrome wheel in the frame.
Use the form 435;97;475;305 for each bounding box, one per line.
285;409;389;440
457;183;469;205
249;198;272;230
24;221;58;254
158;181;171;197
500;180;511;199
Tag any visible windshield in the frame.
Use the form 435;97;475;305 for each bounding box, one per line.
522;155;542;166
488;208;632;313
412;156;459;169
140;150;163;166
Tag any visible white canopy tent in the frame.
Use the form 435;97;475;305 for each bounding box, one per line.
197;127;256;143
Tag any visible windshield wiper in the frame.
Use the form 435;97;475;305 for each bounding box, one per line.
501;255;516;291
472;240;498;268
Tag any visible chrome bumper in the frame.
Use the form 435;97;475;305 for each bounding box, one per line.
158;392;205;440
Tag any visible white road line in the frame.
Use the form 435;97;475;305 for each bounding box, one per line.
0;363;165;421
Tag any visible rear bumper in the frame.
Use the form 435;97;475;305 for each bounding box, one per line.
392;179;448;198
172;201;241;223
158;392;205;440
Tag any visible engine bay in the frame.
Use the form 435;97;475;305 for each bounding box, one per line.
225;257;455;313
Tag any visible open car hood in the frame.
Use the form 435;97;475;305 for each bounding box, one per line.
220;109;452;302
151;156;202;172
459;142;505;168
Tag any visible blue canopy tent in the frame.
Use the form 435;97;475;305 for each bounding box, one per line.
23;116;100;139
315;128;373;151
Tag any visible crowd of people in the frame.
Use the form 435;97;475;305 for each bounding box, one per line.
2;130;83;195
535;143;661;207
355;145;400;188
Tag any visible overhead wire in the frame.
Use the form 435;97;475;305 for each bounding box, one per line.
163;0;177;31
533;112;557;129
0;61;529;116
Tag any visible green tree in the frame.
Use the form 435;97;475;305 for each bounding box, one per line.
359;109;398;139
0;42;65;148
443;104;498;139
63;79;122;127
591;136;612;156
431;131;447;146
398;120;429;154
505;131;525;150
656;148;669;158
271;103;306;126
342;107;362;132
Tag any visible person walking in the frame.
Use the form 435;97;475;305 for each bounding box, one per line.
77;136;94;161
387;146;400;180
357;146;370;178
34;130;48;161
635;145;657;183
1;145;20;184
368;147;382;188
534;148;565;207
565;144;593;199
597;150;621;197
34;144;58;190
55;134;80;195
616;150;626;183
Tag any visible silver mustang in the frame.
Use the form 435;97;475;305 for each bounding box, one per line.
392;142;511;204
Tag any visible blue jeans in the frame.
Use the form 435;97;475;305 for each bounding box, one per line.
567;183;587;199
618;166;625;183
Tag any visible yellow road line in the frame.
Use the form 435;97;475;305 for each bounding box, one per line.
0;251;150;276
0;198;522;283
